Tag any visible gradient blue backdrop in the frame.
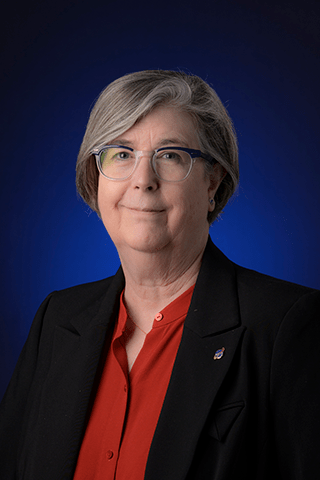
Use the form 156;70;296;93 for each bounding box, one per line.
1;0;319;398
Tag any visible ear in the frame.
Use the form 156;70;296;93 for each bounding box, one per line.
208;165;226;212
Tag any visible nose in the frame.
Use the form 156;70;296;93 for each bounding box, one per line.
132;152;159;191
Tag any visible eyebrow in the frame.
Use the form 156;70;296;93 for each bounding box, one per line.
109;137;190;149
109;139;133;147
156;138;189;148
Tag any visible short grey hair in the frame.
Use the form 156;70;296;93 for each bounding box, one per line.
76;70;239;223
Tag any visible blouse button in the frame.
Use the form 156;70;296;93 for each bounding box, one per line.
106;450;114;460
155;313;163;322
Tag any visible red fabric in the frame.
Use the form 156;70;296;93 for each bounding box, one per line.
73;285;194;480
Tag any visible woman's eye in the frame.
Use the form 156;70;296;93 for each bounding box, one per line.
115;151;131;160
101;148;134;167
160;151;181;162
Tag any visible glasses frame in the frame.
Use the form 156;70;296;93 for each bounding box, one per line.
91;144;217;182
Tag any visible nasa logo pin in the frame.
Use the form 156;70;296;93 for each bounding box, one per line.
213;347;225;360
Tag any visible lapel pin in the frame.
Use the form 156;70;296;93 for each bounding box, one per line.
213;347;225;360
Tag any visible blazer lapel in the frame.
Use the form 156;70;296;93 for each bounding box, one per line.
145;238;245;480
21;268;125;479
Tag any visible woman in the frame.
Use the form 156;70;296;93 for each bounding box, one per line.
0;70;319;480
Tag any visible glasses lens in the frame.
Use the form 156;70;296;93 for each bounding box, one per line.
99;147;135;179
154;149;192;181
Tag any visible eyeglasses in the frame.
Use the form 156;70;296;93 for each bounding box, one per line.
92;145;217;182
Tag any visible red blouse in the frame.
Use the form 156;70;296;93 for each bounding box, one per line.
73;285;194;480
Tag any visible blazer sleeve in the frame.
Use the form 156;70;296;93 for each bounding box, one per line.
270;289;320;479
0;293;54;479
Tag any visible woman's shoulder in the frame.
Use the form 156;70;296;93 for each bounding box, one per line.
233;262;320;332
51;275;116;303
207;239;319;311
39;271;124;327
235;262;318;301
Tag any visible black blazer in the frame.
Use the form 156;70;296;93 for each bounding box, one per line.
1;238;320;479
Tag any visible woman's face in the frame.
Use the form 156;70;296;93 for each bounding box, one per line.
97;106;222;258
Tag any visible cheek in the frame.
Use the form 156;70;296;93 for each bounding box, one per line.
173;183;209;227
97;177;122;214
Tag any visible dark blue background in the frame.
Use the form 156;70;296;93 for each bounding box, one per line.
1;0;319;398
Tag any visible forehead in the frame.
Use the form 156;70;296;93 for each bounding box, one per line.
112;106;199;149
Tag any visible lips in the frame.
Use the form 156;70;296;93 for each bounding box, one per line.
120;205;165;213
128;207;165;213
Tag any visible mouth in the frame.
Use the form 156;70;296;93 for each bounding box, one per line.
122;205;166;214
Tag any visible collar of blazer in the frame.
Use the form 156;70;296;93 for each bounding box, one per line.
185;236;241;336
67;266;125;336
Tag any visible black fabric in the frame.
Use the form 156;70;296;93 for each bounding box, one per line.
0;238;319;479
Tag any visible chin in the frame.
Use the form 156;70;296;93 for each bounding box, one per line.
123;233;171;254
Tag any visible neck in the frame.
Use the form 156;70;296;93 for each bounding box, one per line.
118;236;207;329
